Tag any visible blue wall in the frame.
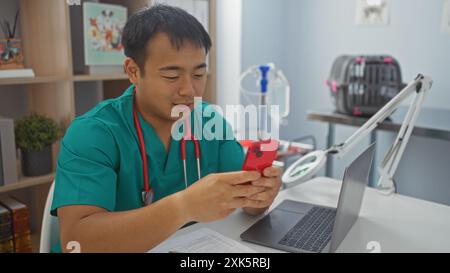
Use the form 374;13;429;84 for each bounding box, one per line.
242;0;450;205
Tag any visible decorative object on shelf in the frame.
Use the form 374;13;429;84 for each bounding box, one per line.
82;2;127;74
14;114;61;177
0;117;18;186
0;8;21;69
0;8;34;79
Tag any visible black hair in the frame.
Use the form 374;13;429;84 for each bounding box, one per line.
122;4;212;74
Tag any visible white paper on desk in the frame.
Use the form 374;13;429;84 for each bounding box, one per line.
148;228;256;253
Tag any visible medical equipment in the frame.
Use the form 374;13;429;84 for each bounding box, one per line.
326;55;404;116
240;63;291;134
240;63;315;167
132;89;201;206
282;74;433;195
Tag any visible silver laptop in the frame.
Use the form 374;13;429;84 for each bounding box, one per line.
240;143;375;253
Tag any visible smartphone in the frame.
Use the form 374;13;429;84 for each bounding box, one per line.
242;139;279;174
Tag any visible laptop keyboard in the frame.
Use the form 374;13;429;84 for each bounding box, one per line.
278;206;336;252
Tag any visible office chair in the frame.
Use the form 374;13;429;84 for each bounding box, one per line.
39;181;59;253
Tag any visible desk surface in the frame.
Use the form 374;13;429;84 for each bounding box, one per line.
155;177;450;253
307;107;450;141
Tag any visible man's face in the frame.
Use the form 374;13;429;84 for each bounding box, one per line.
132;32;208;123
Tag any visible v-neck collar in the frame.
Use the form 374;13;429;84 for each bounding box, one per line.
122;85;182;174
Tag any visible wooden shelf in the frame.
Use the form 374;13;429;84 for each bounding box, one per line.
0;75;68;86
72;73;129;82
0;173;55;194
0;74;130;86
31;232;41;253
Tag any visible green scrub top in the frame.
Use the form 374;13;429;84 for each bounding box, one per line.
50;85;245;252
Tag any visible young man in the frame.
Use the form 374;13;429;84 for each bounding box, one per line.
51;5;282;253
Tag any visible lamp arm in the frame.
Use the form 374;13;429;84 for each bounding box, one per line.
376;75;431;194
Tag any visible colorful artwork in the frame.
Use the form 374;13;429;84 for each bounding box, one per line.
83;2;127;65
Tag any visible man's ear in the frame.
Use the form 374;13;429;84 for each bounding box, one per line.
124;57;141;85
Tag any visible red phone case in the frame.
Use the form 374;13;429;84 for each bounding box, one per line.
242;139;279;173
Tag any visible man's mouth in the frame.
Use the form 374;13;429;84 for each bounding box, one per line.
173;102;194;108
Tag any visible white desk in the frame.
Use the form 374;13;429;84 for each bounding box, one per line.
155;177;450;253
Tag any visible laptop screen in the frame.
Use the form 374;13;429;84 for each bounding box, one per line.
329;143;375;252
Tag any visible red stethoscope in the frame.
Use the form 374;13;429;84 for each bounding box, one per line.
132;89;201;206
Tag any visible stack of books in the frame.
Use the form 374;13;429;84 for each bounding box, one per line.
0;196;32;253
0;204;14;253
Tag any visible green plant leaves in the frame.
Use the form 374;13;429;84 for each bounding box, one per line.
14;113;62;152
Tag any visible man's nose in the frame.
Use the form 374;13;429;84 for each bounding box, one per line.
178;75;196;97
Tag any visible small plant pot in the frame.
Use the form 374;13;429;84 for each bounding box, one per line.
21;146;52;176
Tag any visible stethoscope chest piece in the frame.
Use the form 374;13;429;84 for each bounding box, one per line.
142;189;154;206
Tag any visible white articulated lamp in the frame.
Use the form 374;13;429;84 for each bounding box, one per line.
282;74;433;195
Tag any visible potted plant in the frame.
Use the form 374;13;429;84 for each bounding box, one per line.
14;113;61;176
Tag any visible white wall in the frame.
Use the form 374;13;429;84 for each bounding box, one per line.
216;0;242;112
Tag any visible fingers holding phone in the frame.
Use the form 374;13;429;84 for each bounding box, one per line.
180;171;266;222
248;166;283;206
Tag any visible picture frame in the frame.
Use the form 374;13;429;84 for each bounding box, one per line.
83;2;127;66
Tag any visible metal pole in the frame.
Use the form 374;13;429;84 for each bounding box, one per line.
326;123;335;177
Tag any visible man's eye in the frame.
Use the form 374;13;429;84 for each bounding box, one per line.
163;76;179;80
194;74;205;78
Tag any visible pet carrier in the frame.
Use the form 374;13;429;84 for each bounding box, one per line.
326;55;404;116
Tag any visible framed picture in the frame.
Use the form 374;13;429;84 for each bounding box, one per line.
83;2;127;66
355;0;390;26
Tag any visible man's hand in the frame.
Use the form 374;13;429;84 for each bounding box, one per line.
243;166;282;216
179;171;267;223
